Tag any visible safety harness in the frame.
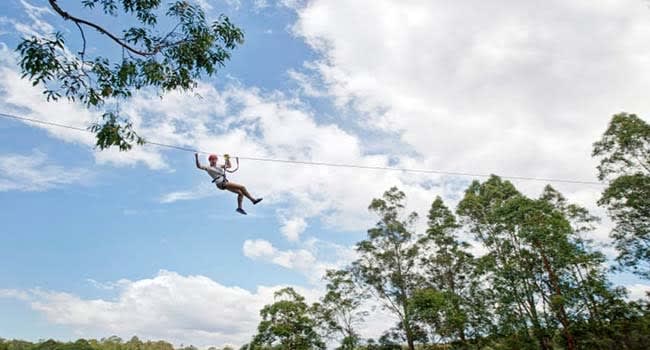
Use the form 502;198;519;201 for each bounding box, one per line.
211;155;239;184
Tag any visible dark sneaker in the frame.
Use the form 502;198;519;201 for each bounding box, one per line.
253;198;263;205
236;208;247;215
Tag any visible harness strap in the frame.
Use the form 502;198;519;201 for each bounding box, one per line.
210;165;227;183
211;173;226;183
210;155;238;183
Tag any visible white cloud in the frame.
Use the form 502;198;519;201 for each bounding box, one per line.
0;150;89;192
160;188;211;204
243;238;355;285
86;278;131;291
243;239;317;271
280;216;307;241
160;191;195;204
279;0;650;241
287;68;325;97
4;271;326;348
288;0;650;184
243;239;276;258
254;0;269;10
194;0;241;12
192;0;214;12
278;0;305;10
274;249;317;270
0;0;55;38
225;0;242;9
0;288;30;301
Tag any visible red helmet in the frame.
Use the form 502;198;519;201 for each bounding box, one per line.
208;154;218;161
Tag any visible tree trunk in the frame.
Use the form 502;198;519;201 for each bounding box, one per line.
402;309;416;350
448;269;468;347
531;309;552;350
535;241;575;350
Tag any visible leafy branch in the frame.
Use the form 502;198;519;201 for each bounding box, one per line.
16;0;244;150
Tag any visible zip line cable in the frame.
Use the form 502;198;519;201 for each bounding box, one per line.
0;111;603;186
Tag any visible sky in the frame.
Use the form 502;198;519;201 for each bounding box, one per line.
1;0;650;347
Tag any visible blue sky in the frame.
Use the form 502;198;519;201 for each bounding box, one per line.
1;0;650;347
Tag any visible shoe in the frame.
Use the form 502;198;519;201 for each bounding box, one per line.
253;198;263;205
236;208;247;215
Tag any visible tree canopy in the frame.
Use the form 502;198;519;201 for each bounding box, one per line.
250;287;325;350
593;113;650;278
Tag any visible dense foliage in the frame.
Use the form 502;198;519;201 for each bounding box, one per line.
0;337;175;350
593;113;650;279
250;288;325;350
243;157;650;349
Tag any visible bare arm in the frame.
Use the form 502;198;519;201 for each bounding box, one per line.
195;153;203;169
226;157;240;173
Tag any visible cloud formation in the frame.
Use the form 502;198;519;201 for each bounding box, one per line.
0;271;323;347
1;271;385;348
287;0;650;186
280;216;307;241
243;238;354;284
0;151;89;192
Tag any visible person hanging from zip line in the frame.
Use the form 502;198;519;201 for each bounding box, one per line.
195;152;262;215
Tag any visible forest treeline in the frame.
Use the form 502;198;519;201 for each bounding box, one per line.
2;113;649;349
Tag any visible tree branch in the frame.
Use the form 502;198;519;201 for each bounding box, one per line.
48;0;161;57
74;21;86;59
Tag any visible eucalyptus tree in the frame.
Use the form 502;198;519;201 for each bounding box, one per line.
457;175;633;349
538;186;649;349
502;189;579;349
412;196;479;348
593;112;650;279
251;287;325;350
313;269;368;350
351;187;422;350
457;176;551;349
17;0;243;150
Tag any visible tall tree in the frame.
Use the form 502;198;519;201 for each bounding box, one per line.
251;287;325;350
352;187;421;350
313;269;368;350
504;189;578;350
593;112;650;279
457;176;551;349
17;0;244;150
412;196;477;347
538;186;644;349
457;176;629;350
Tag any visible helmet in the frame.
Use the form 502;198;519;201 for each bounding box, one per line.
208;154;218;161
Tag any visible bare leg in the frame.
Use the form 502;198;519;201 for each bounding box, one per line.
225;182;257;203
225;187;244;209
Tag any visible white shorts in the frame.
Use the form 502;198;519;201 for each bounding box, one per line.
215;179;228;190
